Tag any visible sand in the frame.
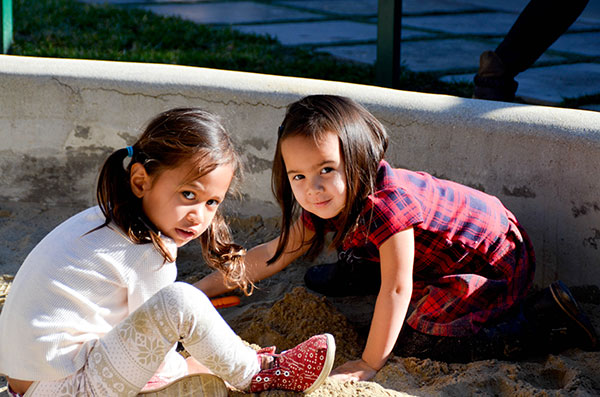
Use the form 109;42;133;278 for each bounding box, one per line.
1;201;599;396
223;287;600;396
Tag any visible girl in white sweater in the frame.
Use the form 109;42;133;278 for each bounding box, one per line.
0;108;334;396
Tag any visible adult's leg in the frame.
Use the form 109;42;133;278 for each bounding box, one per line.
496;0;590;76
25;282;259;396
474;0;589;101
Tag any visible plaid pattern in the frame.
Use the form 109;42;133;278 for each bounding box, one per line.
302;160;535;336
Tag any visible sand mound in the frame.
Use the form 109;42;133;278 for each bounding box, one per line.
231;287;362;365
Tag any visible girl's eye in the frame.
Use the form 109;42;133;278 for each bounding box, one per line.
207;199;220;207
182;191;196;200
292;174;305;181
321;167;334;174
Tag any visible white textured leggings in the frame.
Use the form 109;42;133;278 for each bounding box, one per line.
24;282;259;396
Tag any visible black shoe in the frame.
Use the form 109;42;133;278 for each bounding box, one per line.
523;281;598;353
549;280;598;350
304;260;380;297
473;51;518;102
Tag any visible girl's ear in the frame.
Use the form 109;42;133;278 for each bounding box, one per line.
130;163;151;198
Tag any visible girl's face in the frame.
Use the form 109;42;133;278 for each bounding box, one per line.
132;160;234;247
281;130;347;219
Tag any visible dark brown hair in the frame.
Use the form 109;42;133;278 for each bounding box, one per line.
269;95;388;264
96;107;253;294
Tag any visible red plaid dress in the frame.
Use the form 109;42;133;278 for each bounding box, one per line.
302;160;535;337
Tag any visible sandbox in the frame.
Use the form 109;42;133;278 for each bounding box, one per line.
1;202;599;396
1;55;600;395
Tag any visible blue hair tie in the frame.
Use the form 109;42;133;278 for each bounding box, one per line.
126;146;134;157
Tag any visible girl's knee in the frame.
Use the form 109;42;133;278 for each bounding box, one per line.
161;281;206;296
157;282;212;312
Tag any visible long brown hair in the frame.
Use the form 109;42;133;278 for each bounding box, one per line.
269;95;388;264
96;107;253;294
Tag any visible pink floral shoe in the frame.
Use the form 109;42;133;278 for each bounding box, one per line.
250;333;335;394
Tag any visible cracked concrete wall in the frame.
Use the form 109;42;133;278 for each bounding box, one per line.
1;55;599;287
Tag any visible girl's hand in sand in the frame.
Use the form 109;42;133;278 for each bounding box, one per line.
329;359;378;382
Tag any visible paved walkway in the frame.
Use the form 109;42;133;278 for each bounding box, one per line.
84;1;600;109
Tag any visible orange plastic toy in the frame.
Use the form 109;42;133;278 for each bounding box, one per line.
210;295;241;309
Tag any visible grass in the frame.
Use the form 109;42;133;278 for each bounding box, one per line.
9;0;473;98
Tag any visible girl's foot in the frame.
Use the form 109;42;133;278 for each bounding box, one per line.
137;373;227;397
250;333;336;393
549;281;598;350
304;259;381;296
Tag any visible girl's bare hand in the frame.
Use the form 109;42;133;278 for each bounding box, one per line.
329;359;378;382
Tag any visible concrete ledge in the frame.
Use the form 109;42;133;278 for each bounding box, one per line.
1;54;599;286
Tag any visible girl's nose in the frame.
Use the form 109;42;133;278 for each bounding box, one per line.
186;207;203;224
308;176;324;194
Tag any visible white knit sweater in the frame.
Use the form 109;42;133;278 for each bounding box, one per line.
0;206;184;381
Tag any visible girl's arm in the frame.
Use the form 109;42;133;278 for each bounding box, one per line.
195;218;313;297
331;227;414;381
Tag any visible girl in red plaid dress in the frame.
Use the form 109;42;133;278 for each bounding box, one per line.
197;95;597;382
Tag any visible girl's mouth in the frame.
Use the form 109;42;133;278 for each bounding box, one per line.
314;199;331;207
176;228;196;240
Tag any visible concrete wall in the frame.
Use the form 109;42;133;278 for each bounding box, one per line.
1;55;599;287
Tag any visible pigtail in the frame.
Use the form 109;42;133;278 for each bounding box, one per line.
201;212;254;295
95;147;142;237
96;147;135;225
